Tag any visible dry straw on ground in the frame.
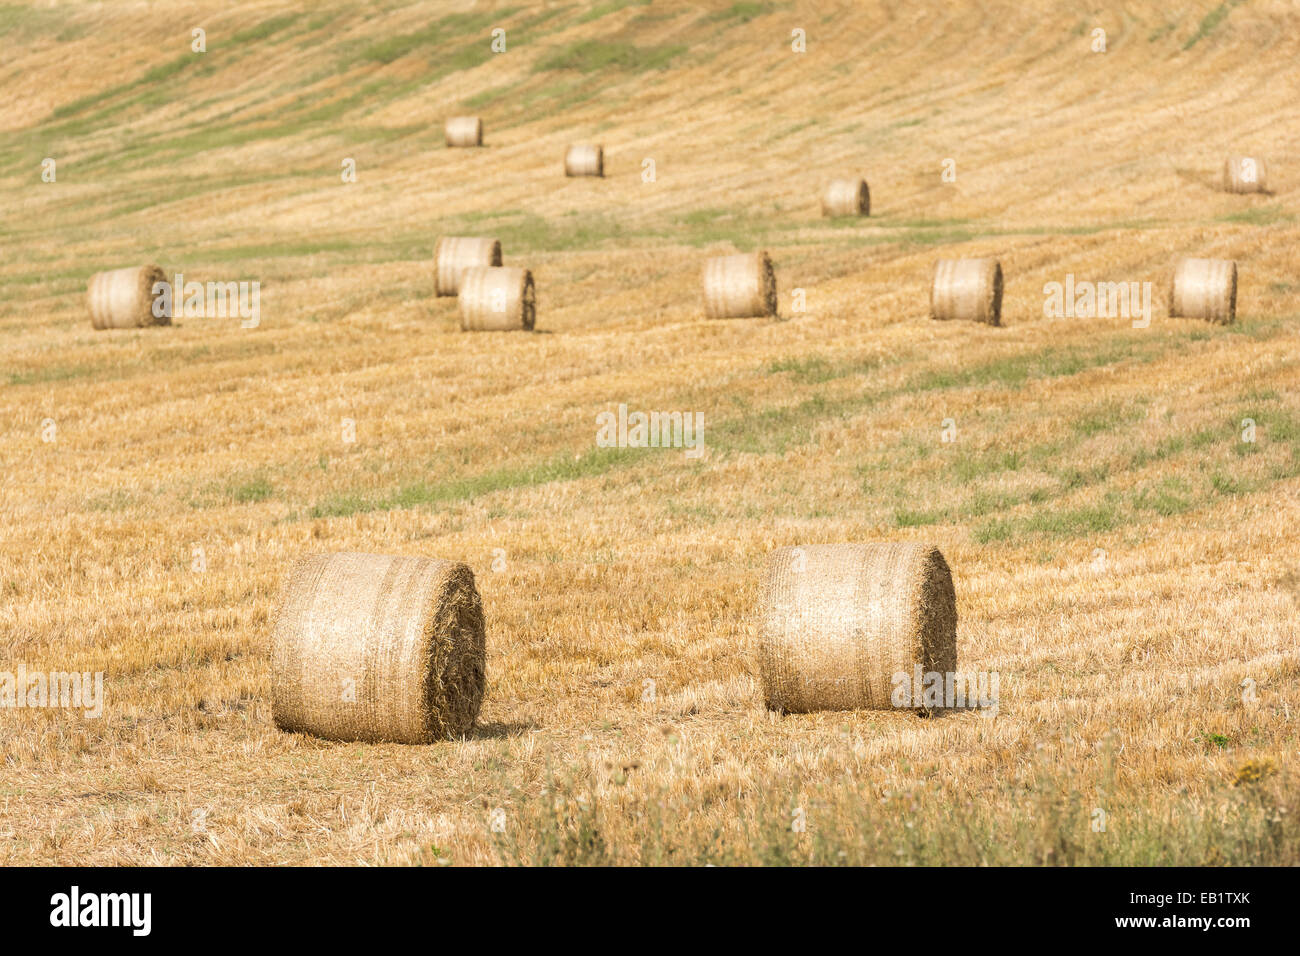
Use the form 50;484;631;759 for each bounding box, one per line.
564;144;604;177
702;251;777;318
930;257;1004;325
86;265;171;330
445;116;483;147
821;178;870;217
458;266;536;331
758;543;958;713
1169;257;1237;324
1223;155;1268;194
434;237;502;297
271;552;486;744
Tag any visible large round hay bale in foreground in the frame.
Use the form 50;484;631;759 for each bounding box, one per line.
458;266;535;331
930;257;1003;326
758;543;957;713
271;552;486;744
445;116;483;147
564;144;604;177
702;251;777;318
1223;155;1268;194
821;178;869;217
434;236;502;297
1169;257;1237;324
87;265;171;330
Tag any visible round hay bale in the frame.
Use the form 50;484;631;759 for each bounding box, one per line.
445;116;483;147
1169;257;1237;324
271;551;486;744
86;265;171;330
821;178;869;217
564;144;604;177
702;251;777;318
758;543;957;714
930;257;1003;326
458;266;535;331
1223;155;1268;194
434;236;502;297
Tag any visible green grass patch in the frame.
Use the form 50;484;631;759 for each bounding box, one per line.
1218;205;1288;226
974;500;1122;544
229;13;303;45
535;39;686;73
228;476;275;504
7;362;101;386
1183;1;1238;50
706;2;777;22
354;9;516;65
765;354;881;384
310;446;646;518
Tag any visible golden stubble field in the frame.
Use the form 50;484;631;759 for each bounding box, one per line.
0;0;1297;864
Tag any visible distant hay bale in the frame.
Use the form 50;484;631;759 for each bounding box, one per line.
565;144;604;177
445;116;483;147
702;251;777;318
1169;257;1237;324
821;178;870;217
1223;155;1268;194
86;265;171;330
271;552;486;744
930;257;1003;326
458;266;535;331
758;543;958;714
434;237;502;297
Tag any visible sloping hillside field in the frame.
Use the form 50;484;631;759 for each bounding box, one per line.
0;0;1297;865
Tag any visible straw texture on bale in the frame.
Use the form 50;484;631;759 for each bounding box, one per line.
758;543;957;713
86;264;171;330
1169;257;1237;324
564;144;604;177
1223;155;1268;194
271;552;486;744
445;116;483;147
458;266;535;331
821;178;870;217
930;257;1003;326
434;237;502;297
702;251;777;318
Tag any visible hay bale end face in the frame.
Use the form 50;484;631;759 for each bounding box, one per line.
434;237;502;297
758;543;958;714
445;116;483;147
821;178;870;217
271;552;486;744
565;144;604;177
930;257;1003;326
1223;155;1268;194
458;266;536;331
1169;257;1237;324
702;251;777;318
87;265;171;330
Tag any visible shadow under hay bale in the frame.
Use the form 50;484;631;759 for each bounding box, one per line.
702;251;777;318
458;266;536;331
445;116;483;147
821;178;870;217
1223;155;1268;194
271;552;486;744
930;257;1003;326
435;237;502;297
565;144;604;177
87;265;171;330
758;543;957;714
1169;257;1237;324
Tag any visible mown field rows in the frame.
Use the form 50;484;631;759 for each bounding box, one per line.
0;0;1297;864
